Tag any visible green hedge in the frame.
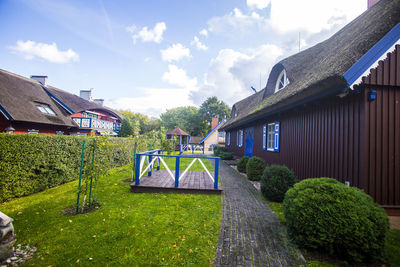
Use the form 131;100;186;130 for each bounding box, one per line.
246;157;265;181
260;165;296;202
0;134;147;202
283;178;389;262
236;156;249;173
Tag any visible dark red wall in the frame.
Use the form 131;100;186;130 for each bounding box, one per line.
226;46;400;208
362;45;400;208
225;130;244;157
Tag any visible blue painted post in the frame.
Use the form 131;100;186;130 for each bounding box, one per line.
135;154;141;185
148;154;153;176
202;145;204;154
175;156;180;188
157;150;160;171
214;158;219;189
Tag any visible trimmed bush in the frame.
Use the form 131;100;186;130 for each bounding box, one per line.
219;151;234;160
245;157;265;181
213;145;227;157
0;134;154;202
283;178;389;262
236;156;249;173
261;165;295;202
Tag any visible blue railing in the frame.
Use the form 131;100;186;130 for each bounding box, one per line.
133;149;220;189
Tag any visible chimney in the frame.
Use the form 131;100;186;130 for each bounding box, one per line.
80;89;92;101
368;0;380;8
211;117;219;130
30;75;48;86
94;99;104;106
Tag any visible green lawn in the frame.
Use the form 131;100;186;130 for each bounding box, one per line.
150;154;214;172
267;200;400;266
1;165;222;266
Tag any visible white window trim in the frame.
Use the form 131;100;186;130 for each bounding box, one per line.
237;129;243;147
275;69;289;93
226;132;230;146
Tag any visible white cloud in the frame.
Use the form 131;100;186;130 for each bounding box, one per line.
162;64;197;88
269;0;366;34
127;22;166;44
190;36;208;51
199;29;208;37
106;87;194;117
247;0;270;9
9;40;79;63
160;43;191;62
190;44;283;105
207;8;266;34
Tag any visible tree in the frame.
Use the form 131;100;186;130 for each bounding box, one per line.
198;97;230;125
119;118;134;137
160;106;203;135
119;110;159;135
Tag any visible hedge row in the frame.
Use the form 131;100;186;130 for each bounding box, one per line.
0;134;151;202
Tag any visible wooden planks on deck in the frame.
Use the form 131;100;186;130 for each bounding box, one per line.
130;170;222;195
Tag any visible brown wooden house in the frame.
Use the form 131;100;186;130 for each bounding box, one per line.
221;0;400;213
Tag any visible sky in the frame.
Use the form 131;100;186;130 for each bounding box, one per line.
0;0;367;117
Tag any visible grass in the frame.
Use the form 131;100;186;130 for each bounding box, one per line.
155;154;215;172
1;164;222;266
266;200;400;266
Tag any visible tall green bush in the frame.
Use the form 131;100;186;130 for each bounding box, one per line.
236;156;249;173
0;134;155;202
246;157;265;181
261;165;295;202
283;178;389;262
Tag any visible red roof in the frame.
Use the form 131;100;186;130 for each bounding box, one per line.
166;127;190;136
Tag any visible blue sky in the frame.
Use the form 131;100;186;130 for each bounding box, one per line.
0;0;366;117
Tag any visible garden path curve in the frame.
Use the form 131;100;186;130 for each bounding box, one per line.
213;161;304;267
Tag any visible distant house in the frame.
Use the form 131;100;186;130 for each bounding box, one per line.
166;127;190;146
0;69;121;135
201;118;226;152
221;0;400;213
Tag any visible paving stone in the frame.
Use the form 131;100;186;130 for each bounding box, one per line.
213;161;305;267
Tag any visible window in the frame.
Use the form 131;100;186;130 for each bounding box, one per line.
263;122;280;152
275;70;289;92
237;129;243;147
226;132;231;146
218;131;225;138
28;129;39;134
35;103;56;116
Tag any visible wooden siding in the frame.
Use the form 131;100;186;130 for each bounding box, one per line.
362;45;400;207
226;46;400;207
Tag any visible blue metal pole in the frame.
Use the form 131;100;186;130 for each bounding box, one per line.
214;158;219;189
135;154;141;185
148;154;153;176
175;156;180;188
157;150;160;171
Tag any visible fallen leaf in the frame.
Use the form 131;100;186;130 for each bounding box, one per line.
189;249;193;253
76;259;80;263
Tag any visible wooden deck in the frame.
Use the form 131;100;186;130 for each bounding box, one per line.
130;170;222;194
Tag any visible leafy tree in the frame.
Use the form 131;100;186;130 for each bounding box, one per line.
198;97;230;125
119;118;134;137
160;106;203;136
119;110;160;135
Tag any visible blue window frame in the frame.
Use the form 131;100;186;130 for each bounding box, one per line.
226;132;231;146
263;122;280;152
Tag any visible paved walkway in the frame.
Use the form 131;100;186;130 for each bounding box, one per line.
214;161;304;267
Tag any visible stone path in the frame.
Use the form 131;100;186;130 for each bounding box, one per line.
214;161;304;267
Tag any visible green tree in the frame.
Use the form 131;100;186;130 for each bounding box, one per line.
119;110;160;135
160;106;203;135
119;118;134;137
198;97;230;125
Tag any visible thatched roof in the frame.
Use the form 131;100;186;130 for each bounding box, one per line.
0;69;76;127
166;127;190;136
46;86;123;120
189;136;202;144
222;0;400;130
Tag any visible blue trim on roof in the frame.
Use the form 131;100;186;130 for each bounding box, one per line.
344;23;400;86
41;87;75;114
0;103;13;120
200;119;226;143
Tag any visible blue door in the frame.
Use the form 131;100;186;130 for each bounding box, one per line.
244;127;254;157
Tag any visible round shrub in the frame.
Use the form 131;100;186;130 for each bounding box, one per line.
236;156;249;173
245;157;265;181
260;165;295;202
219;151;234;160
283;178;389;263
